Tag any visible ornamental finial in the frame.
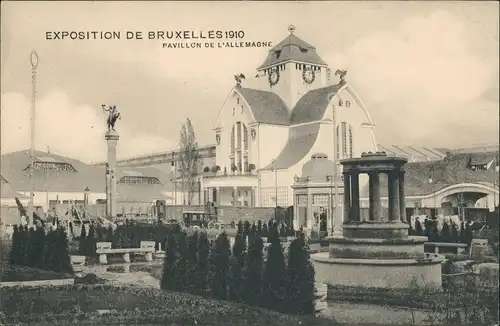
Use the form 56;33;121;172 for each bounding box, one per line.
288;25;296;35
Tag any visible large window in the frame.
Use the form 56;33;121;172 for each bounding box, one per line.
243;124;248;150
24;162;76;172
336;122;354;159
230;126;235;153
261;187;288;207
118;176;162;184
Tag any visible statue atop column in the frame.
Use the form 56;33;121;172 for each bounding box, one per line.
102;104;121;131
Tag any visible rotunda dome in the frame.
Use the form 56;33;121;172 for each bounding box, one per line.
300;153;336;182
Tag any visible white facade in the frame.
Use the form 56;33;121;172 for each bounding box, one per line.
202;30;378;208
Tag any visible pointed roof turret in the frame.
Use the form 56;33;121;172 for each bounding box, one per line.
258;25;327;70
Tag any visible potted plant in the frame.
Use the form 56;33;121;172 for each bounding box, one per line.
203;166;210;173
231;164;237;173
210;166;217;173
248;163;256;171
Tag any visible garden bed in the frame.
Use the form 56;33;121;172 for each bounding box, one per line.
0;284;336;325
0;264;73;283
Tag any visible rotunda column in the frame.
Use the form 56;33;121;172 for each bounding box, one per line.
368;171;382;221
387;170;401;222
399;169;407;223
343;172;351;223
351;172;360;222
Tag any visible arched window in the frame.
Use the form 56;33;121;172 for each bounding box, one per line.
230;125;235;153
336;122;354;159
243;124;248;150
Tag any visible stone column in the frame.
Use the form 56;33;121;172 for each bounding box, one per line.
387;171;401;222
343;173;351;223
233;186;238;206
215;187;220;207
105;131;119;218
351;172;360;222
251;187;256;207
307;192;313;228
368;171;382;221
399;170;407;223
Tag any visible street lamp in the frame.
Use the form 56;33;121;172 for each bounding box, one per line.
494;165;499;210
428;176;436;218
326;175;333;235
271;159;278;221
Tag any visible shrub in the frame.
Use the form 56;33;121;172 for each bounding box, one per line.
244;235;264;306
87;224;97;257
186;231;199;293
286;233;316;315
174;232;189;291
9;225;20;266
262;223;287;312
210;232;231;300
161;234;178;291
203;166;210;173
195;232;210;295
229;232;247;302
53;228;74;274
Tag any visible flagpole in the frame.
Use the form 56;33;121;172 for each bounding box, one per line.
29;51;39;226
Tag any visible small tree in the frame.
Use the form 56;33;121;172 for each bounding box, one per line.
195;232;210;295
210;232;231;300
286;233;317;315
53;228;74;274
174;232;189;291
178;118;201;205
9;225;20;266
79;224;87;255
262;223;287;312
87;224;97;257
186;231;199;293
229;232;247;302
161;234;179;291
30;227;45;269
106;225;114;242
243;235;264;306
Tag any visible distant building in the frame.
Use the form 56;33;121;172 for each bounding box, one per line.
0;150;179;216
360;150;499;213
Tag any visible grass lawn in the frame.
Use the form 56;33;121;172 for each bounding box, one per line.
1;284;337;325
0;263;73;282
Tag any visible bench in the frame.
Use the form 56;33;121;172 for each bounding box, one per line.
424;242;467;254
96;241;156;264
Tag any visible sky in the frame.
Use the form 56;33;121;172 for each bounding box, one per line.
1;1;499;163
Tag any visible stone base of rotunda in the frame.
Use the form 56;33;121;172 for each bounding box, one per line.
311;222;444;290
312;251;444;289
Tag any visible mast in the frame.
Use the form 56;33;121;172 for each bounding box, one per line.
29;51;39;226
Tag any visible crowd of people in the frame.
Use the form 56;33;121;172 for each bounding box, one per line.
409;215;484;249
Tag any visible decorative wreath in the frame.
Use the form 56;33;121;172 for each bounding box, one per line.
268;69;280;87
302;67;316;84
251;128;256;140
215;133;221;145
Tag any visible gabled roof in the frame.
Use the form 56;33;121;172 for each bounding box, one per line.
1;150;105;193
262;123;321;170
258;34;327;69
289;84;343;125
237;88;290;125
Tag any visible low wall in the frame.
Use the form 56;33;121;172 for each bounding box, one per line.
164;205;276;223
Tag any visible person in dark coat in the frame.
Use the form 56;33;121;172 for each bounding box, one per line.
423;216;431;237
415;217;423;236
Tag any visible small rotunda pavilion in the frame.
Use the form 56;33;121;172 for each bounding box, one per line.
291;153;343;235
